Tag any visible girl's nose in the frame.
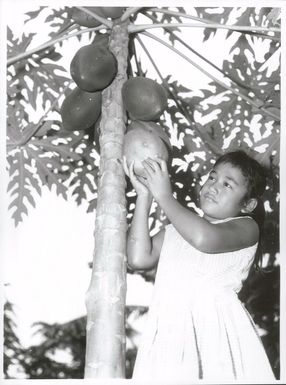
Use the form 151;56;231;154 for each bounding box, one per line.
210;181;219;193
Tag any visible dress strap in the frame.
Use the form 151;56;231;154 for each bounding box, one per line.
210;215;254;224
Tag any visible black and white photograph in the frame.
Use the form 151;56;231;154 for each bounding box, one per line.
1;0;284;383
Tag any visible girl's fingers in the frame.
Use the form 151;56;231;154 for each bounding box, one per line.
129;160;136;178
142;159;156;177
159;159;167;173
144;158;161;172
122;156;129;176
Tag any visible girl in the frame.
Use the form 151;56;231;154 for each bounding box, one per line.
124;150;275;382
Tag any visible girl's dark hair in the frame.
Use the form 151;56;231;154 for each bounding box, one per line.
214;150;267;268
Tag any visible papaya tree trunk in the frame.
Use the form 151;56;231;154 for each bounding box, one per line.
84;19;129;378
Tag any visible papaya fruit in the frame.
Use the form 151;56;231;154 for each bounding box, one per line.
98;7;125;19
92;32;110;47
60;87;102;131
70;44;117;92
70;7;125;27
123;120;171;178
121;77;168;121
70;7;104;27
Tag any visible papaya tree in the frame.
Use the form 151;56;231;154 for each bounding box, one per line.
6;6;281;379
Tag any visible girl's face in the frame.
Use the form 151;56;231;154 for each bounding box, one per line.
200;162;249;222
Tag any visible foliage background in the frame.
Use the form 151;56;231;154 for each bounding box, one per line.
4;5;281;380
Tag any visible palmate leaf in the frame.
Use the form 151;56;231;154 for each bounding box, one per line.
194;7;233;41
7;27;35;58
7;149;39;225
266;8;281;26
24;7;46;23
25;60;70;110
45;7;75;41
67;128;100;211
6;119;94;224
7;26;70;112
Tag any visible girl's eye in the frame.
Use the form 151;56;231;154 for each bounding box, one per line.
209;175;215;181
224;182;232;188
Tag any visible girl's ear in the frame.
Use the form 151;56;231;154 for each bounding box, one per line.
241;198;258;213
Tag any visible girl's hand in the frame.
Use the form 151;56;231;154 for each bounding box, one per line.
123;156;150;197
142;157;173;203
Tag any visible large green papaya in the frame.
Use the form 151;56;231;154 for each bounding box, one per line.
92;32;110;47
70;44;117;92
70;7;125;27
60;87;102;131
98;7;125;19
121;77;168;121
123;120;171;178
70;7;104;27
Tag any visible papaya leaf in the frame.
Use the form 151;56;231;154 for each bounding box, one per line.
24;7;46;23
226;8;253;39
265;8;281;26
195;7;233;41
45;7;68;23
25;146;68;199
7;29;35;58
7;149;41;226
69;164;98;206
23;61;70;110
30;136;82;162
87;197;97;213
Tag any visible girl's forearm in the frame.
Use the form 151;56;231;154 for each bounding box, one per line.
127;195;153;268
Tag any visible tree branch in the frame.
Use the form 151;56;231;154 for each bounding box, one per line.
140;31;280;121
7;25;105;66
129;22;280;35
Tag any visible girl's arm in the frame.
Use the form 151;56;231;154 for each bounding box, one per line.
124;159;165;270
142;158;259;254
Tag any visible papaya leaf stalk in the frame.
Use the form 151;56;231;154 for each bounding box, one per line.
129;22;280;35
7;25;105;67
148;8;281;41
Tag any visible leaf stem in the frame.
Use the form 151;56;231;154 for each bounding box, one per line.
133;39;143;77
140;31;280;121
129;22;280;35
7;25;105;66
147;8;280;40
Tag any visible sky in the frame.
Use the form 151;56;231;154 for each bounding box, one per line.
1;1;285;380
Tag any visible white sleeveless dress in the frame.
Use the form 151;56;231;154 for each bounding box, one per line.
132;218;275;381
